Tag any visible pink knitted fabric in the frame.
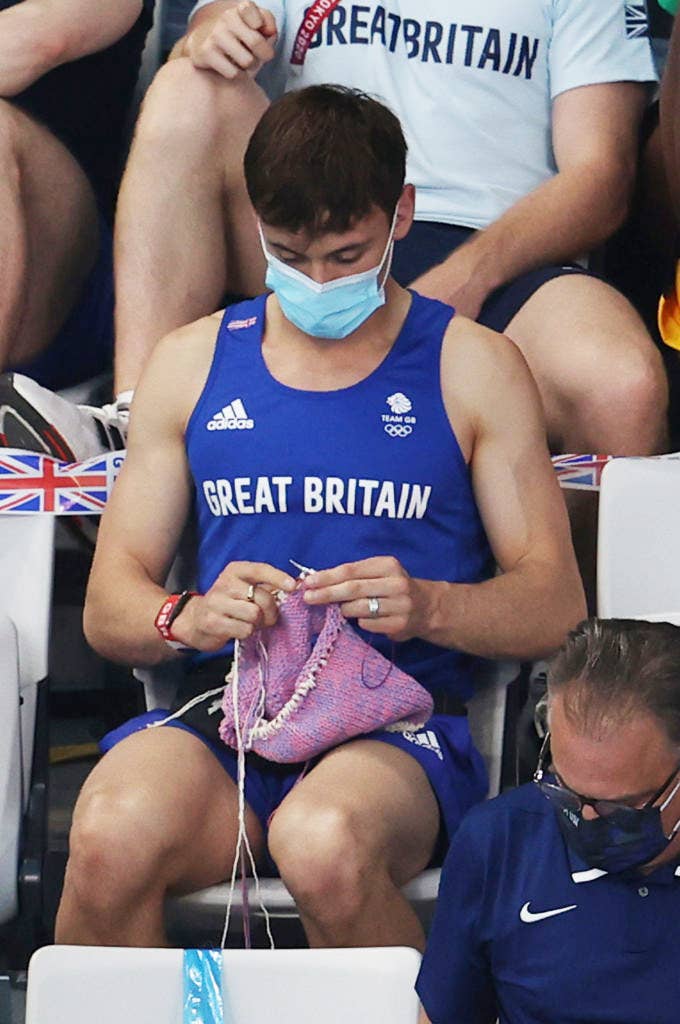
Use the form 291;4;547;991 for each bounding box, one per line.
218;588;434;763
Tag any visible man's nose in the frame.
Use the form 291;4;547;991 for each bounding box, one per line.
310;262;336;285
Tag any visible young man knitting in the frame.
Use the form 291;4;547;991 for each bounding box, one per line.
56;85;585;951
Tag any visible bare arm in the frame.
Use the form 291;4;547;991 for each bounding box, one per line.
84;316;295;666
431;318;586;658
304;320;585;661
0;0;143;96
412;82;648;318
83;323;202;666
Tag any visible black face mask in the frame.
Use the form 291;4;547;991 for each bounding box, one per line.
554;800;679;874
534;733;680;875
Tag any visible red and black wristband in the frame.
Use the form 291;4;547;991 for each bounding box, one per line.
154;590;198;651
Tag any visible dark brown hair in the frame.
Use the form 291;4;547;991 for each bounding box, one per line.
548;618;680;747
244;84;407;235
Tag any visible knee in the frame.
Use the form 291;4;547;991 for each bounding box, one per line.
0;100;21;185
269;804;378;923
66;789;166;913
569;335;668;453
602;342;667;447
133;58;263;156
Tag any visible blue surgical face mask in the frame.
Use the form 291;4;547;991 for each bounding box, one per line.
553;776;680;874
259;210;398;339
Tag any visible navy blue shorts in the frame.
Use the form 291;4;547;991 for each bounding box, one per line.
392;221;594;333
101;692;488;872
8;212;114;390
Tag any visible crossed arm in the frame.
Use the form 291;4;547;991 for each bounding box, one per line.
173;1;649;321
412;82;649;318
0;0;143;95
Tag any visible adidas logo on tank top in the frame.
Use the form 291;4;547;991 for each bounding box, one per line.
206;399;254;431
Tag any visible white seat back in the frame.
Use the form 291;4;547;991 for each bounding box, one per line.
26;944;422;1023
598;458;680;621
467;659;518;799
0;515;54;807
0;614;21;924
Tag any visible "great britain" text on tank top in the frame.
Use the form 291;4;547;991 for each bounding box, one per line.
201;475;432;519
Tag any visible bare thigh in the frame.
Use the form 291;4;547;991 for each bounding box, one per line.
71;725;265;894
0;100;99;364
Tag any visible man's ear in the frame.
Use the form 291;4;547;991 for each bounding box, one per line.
394;183;416;241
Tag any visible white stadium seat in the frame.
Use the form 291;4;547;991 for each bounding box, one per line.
597;456;680;624
0;615;21;926
26;944;422;1024
0;515;55;933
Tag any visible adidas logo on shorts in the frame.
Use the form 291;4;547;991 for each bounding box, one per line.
402;729;444;761
207;399;254;431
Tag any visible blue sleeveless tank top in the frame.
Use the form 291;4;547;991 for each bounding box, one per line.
185;292;493;700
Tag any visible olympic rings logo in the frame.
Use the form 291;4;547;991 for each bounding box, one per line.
384;424;413;438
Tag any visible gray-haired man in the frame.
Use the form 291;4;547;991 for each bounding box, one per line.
418;618;680;1024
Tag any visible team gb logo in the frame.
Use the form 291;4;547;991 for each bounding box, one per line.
386;392;412;414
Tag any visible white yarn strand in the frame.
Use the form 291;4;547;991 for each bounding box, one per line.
220;640;275;950
145;684;226;729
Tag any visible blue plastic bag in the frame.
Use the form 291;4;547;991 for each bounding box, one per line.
183;949;234;1024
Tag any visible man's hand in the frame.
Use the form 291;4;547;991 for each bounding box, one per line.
409;241;493;321
172;560;295;651
183;0;277;78
302;556;437;642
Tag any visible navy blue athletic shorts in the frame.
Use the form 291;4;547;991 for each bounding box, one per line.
8;213;114;390
100;663;488;872
392;221;594;333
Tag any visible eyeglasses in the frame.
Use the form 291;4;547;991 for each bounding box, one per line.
533;732;680;821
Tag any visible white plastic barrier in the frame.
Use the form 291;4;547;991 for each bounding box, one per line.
26;944;422;1024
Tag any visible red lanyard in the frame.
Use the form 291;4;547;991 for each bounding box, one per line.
290;0;345;65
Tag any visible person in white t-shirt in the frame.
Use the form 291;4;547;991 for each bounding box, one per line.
1;2;668;522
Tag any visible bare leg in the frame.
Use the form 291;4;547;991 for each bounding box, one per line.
114;61;268;394
0;99;98;367
55;727;264;946
268;740;440;951
506;274;669;604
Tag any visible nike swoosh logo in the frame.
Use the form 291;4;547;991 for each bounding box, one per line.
520;901;577;923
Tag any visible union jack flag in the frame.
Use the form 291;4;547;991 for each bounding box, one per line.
552;453;614;491
0;451;124;514
624;2;648;38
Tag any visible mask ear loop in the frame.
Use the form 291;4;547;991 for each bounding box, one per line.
375;204;400;292
660;774;680;840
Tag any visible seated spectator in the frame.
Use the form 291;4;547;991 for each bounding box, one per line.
54;86;584;950
1;0;668;480
0;0;151;418
605;1;675;339
418;617;680;1024
658;5;680;351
